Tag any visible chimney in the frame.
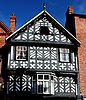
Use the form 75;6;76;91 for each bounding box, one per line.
65;6;76;36
10;13;16;33
66;6;74;14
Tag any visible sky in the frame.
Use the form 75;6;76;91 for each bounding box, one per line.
0;0;86;30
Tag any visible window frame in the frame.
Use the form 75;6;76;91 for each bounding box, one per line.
59;48;71;63
37;74;50;94
15;46;28;61
32;73;54;94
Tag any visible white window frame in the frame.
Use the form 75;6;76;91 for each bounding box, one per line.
32;72;54;95
16;46;27;60
59;48;70;62
37;74;50;94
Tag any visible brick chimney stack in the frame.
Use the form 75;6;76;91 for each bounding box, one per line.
65;6;75;36
10;14;16;33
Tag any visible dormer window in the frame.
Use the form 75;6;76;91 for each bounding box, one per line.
59;48;70;62
40;26;49;35
16;46;27;60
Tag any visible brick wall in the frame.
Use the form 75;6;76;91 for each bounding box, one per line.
0;32;7;91
0;14;16;94
66;6;86;97
74;16;86;96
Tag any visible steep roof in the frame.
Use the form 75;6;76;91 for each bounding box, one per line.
0;21;11;48
6;9;80;46
0;21;11;34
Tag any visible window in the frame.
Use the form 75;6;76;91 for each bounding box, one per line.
59;48;70;62
37;74;50;94
32;73;54;94
16;46;27;60
40;26;49;35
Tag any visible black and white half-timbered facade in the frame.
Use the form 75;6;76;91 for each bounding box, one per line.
4;8;81;100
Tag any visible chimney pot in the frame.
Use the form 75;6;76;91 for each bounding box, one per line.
67;6;74;14
12;13;15;16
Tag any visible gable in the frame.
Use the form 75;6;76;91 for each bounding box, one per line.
6;10;80;46
12;18;71;44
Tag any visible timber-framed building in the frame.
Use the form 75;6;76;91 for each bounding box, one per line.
0;6;83;100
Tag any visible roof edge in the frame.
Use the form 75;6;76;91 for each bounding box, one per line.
45;10;80;45
0;21;11;33
6;10;45;40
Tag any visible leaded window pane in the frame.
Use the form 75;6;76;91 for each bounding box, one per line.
32;81;36;93
38;75;43;79
44;75;49;80
38;81;43;93
59;48;70;62
44;81;49;94
16;46;27;60
32;73;54;94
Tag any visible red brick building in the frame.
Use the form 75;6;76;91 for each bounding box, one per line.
0;14;16;94
65;6;86;99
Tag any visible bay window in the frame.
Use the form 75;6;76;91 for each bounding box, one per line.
32;73;54;95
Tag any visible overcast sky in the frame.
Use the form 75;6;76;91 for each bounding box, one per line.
0;0;86;29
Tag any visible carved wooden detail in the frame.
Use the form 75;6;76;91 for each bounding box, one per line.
9;46;76;71
7;73;77;95
12;18;71;44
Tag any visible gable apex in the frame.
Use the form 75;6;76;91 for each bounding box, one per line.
6;9;80;46
6;10;45;40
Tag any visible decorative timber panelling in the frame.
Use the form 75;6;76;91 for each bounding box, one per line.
7;74;76;95
9;46;75;71
12;17;72;45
